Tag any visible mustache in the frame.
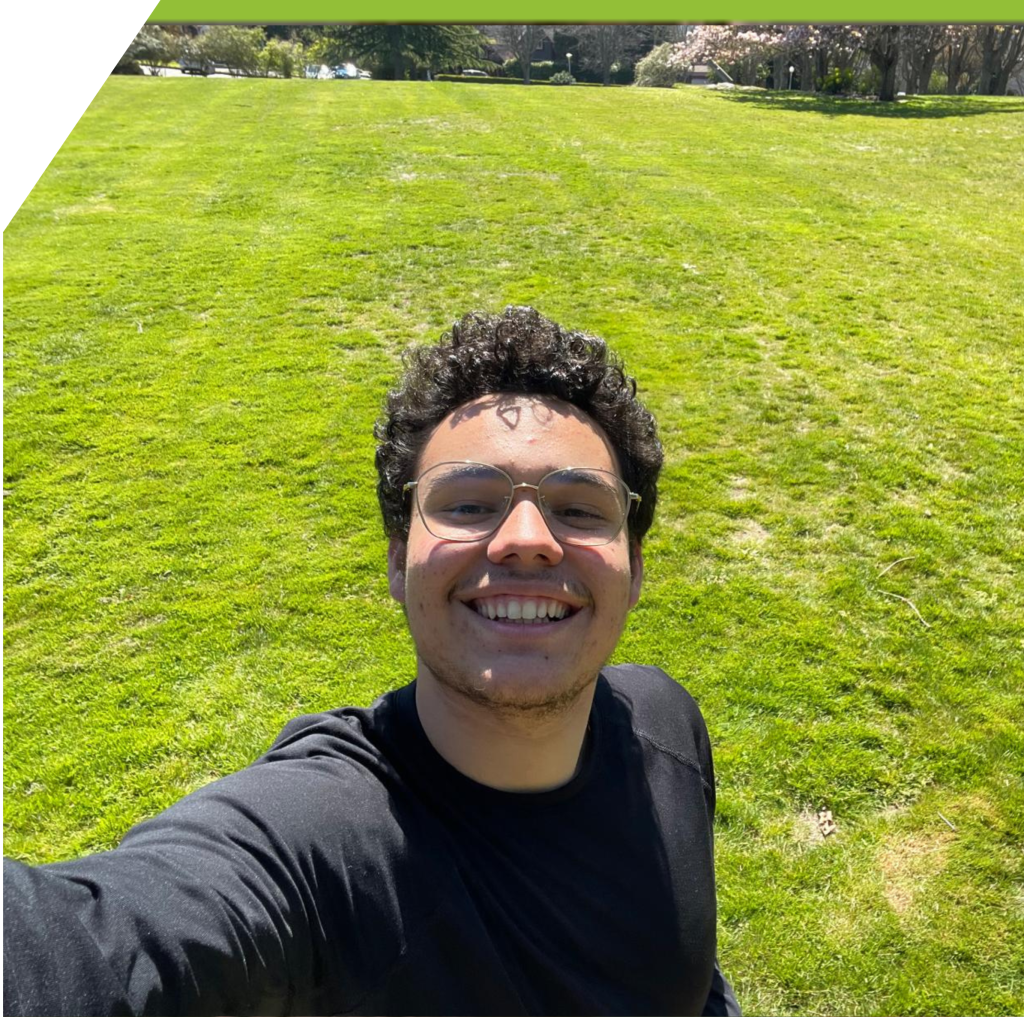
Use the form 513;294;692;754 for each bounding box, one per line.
452;570;592;604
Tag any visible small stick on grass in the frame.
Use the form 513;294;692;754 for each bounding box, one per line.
938;812;957;831
878;555;916;579
879;589;932;628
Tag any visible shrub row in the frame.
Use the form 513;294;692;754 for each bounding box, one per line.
499;58;633;85
434;74;609;87
118;26;307;78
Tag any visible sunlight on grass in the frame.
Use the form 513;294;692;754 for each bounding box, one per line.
4;79;1023;1015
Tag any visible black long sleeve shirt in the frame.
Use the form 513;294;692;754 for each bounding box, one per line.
4;665;733;1016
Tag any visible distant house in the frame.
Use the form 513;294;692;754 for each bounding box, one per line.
479;26;556;66
683;63;711;86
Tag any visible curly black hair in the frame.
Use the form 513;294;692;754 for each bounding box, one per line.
375;306;663;543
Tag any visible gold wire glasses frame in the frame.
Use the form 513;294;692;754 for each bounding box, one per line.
403;461;641;547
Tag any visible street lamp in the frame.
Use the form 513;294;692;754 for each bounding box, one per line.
788;64;795;90
566;52;573;77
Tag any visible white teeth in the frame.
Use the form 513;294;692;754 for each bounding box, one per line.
471;597;573;622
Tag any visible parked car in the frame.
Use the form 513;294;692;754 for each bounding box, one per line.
333;63;371;80
461;68;488;77
180;56;214;76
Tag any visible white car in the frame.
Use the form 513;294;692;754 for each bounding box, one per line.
334;63;371;80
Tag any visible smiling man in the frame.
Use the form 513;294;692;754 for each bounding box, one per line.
395;393;642;792
4;307;738;1017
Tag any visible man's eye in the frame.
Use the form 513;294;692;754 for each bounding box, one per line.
556;505;602;518
549;504;610;527
440;503;500;518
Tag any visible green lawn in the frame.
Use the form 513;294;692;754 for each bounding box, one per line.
4;78;1023;1015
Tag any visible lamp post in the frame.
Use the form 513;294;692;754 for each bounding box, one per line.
566;52;573;77
788;64;795;90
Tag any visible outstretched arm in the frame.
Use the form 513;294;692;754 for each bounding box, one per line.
702;958;741;1016
3;761;346;1017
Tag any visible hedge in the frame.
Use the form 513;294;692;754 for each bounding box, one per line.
434;74;611;87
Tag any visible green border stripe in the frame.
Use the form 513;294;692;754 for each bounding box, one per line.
147;2;1023;22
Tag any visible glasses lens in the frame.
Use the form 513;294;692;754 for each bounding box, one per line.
538;469;629;545
417;463;512;540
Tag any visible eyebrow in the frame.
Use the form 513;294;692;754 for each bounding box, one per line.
429;464;506;481
424;464;619;487
544;469;618;489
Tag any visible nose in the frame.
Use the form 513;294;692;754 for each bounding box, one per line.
486;491;564;566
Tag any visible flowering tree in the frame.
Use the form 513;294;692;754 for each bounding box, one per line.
666;23;1024;100
795;25;863;90
669;25;785;86
689;24;862;91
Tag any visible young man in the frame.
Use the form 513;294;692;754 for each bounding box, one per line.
4;307;739;1016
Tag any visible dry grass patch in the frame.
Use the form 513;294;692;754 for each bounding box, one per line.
877;829;954;917
792;807;839;850
728;476;753;500
732;519;770;545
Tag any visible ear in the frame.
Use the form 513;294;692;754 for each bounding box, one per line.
388;536;407;604
628;541;644;609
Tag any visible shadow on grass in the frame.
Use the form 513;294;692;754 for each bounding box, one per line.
713;90;1024;119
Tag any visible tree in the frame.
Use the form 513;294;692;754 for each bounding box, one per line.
330;24;483;80
862;25;901;101
900;25;953;94
418;25;487;76
945;27;979;93
634;42;679;87
193;26;266;76
667;23;1021;101
259;38;305;78
574;24;640;85
303;26;358;67
115;25;181;73
793;24;863;91
977;24;1024;95
496;25;544;84
668;25;788;87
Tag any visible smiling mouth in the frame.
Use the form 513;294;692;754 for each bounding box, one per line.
467;596;579;625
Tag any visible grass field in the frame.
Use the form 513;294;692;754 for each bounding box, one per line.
4;78;1023;1015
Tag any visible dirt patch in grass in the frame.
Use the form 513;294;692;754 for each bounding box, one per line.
792;808;839;849
728;476;753;500
878;829;954;916
732;519;770;544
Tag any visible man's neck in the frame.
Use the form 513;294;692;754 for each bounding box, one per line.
414;672;597;792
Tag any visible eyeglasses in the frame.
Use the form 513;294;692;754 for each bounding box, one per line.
403;461;641;547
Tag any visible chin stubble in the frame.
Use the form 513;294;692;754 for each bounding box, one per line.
420;649;603;721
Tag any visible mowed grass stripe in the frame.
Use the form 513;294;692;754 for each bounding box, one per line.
4;79;1023;1015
